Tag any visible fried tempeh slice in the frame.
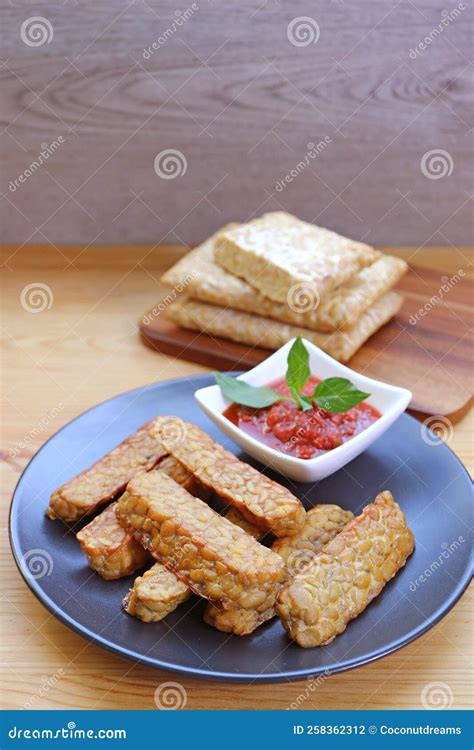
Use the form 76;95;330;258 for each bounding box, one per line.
205;504;353;634
163;292;403;363
125;507;263;623
162;227;407;332
276;491;415;648
124;563;191;622
214;212;380;304
203;604;274;635
157;455;194;487
75;454;209;580
272;504;355;575
152;419;305;537
47;420;166;522
223;507;264;539
155;454;213;501
116;471;285;612
76;501;150;580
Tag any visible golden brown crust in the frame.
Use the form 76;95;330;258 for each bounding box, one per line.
155;454;213;501
156;455;193;486
203;505;356;635
214;212;379;304
116;471;285;612
272;504;355;575
276;491;415;648
124;563;190;622
76;502;150;580
76;454;206;581
47;420;166;522
203;603;274;635
162;229;407;332
163;292;403;363
223;507;264;539
125;507;266;623
152;418;305;537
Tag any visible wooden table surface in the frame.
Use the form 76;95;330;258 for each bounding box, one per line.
1;244;472;710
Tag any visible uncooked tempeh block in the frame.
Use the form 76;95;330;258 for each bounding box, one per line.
276;491;415;648
215;212;380;304
162;228;407;332
47;420;166;522
76;502;150;580
116;471;285;612
152;418;305;537
124;563;191;622
312;257;406;330
163;292;403;363
272;504;355;573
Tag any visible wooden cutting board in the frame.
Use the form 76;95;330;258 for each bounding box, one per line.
140;263;473;420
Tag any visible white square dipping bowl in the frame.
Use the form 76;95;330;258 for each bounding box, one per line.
194;338;412;483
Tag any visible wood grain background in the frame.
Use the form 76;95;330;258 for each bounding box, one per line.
1;0;472;247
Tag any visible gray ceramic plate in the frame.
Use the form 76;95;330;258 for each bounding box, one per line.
9;376;473;683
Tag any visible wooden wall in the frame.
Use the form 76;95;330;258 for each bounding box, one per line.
1;1;472;248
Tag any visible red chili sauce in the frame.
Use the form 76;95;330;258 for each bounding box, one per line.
223;376;381;460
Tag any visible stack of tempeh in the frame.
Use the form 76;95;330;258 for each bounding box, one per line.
160;212;408;362
47;417;414;647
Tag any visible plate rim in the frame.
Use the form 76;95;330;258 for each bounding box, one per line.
8;375;474;684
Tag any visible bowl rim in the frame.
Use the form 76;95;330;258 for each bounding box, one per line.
195;338;412;468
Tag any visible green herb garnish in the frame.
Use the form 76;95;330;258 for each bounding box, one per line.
213;372;286;408
214;337;370;414
311;377;370;414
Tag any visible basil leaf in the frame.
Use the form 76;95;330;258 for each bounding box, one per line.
300;394;314;409
285;337;310;397
314;377;370;413
289;387;313;412
214;372;283;408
